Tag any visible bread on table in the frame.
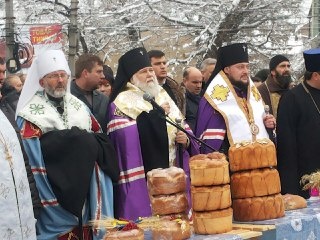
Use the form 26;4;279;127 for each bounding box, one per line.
193;207;233;234
230;167;281;199
103;225;144;240
228;139;277;172
147;166;187;196
232;193;285;221
152;219;191;240
150;192;188;215
191;184;231;211
189;152;229;186
282;194;307;210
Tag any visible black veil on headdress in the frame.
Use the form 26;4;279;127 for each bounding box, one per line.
109;47;151;102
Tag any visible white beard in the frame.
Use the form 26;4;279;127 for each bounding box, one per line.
132;75;160;97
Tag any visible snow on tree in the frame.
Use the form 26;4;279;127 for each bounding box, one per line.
3;0;316;78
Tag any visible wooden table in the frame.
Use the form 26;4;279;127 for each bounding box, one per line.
224;227;263;239
145;224;263;239
232;223;275;239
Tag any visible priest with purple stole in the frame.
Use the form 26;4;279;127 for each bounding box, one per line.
107;47;199;220
196;43;276;154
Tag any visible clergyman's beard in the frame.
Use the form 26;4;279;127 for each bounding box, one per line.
275;71;292;89
132;76;160;97
229;76;248;92
45;85;66;98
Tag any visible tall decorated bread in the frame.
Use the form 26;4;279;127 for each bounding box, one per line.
189;152;233;234
147;166;191;239
228;139;277;172
229;139;285;221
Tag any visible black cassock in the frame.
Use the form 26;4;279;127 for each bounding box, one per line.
277;81;320;198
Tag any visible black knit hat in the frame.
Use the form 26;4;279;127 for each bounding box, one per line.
269;55;289;71
255;69;269;82
303;48;320;72
109;47;151;102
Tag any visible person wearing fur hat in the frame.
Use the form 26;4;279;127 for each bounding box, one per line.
277;48;320;198
196;43;276;154
257;55;292;118
107;47;199;220
16;50;119;240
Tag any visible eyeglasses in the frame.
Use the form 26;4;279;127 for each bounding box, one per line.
45;73;69;81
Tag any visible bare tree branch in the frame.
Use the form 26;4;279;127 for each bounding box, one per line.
37;0;70;13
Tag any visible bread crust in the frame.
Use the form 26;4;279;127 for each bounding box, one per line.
189;153;230;186
229;140;277;172
193;208;233;234
103;229;144;240
232;193;285;221
147;167;187;195
191;185;232;211
152;219;191;240
282;194;307;210
150;192;188;215
230;168;281;199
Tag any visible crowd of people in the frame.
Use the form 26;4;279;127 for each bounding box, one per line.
0;42;320;239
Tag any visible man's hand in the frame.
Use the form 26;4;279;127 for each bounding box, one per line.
160;102;170;115
175;131;189;148
263;114;276;129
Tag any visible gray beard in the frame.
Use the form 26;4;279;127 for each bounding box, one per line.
45;87;66;98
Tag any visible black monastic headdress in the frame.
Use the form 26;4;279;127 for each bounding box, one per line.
204;43;249;92
109;47;151;102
